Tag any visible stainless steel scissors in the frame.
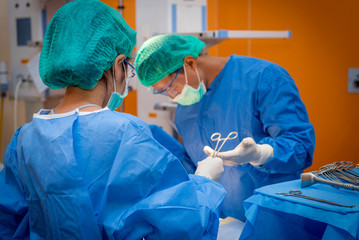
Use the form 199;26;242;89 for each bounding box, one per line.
210;132;238;158
275;190;357;208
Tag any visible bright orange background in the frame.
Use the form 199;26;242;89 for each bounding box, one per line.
101;0;137;115
207;0;359;171
105;0;359;171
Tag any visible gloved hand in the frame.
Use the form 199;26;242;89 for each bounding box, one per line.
203;137;274;166
195;156;224;182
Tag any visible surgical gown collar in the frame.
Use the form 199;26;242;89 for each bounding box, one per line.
34;107;109;119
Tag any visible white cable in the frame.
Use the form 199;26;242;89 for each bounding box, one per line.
118;0;123;15
14;79;24;133
247;0;252;56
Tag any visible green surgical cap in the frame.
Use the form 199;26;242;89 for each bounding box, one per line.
134;34;205;87
39;0;136;90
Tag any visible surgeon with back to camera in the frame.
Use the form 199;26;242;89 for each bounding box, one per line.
0;1;226;239
134;34;315;221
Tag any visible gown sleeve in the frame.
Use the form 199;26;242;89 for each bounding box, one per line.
99;121;225;240
255;64;315;174
0;130;28;238
148;124;196;174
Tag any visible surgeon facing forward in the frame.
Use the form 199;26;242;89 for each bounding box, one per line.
0;2;226;239
135;34;315;221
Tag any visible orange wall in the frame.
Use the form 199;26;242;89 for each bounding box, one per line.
208;0;359;171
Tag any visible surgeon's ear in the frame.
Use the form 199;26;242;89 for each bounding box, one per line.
114;54;126;83
114;54;125;66
184;56;197;69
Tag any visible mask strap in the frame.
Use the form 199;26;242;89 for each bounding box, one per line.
184;65;202;87
112;65;117;93
183;65;189;85
195;68;201;85
122;62;127;95
112;61;127;94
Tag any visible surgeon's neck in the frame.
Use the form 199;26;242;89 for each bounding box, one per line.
53;84;106;113
197;55;230;88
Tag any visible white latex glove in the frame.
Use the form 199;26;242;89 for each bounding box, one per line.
203;137;274;166
195;156;224;182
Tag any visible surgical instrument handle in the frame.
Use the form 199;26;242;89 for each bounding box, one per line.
210;132;238;158
301;173;359;191
275;191;357;208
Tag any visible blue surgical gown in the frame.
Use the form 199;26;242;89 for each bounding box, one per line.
0;108;225;239
175;55;315;221
148;124;196;174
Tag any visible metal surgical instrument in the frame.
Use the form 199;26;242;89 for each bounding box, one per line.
275;190;357;208
301;161;359;191
301;172;359;191
210;132;238;158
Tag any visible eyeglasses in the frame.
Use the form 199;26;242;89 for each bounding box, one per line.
123;59;136;81
151;68;181;95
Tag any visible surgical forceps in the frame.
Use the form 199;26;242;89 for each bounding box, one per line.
275;190;357;208
210;132;238;158
312;161;359;186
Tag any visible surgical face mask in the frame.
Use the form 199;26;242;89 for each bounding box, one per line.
107;62;129;111
173;66;207;106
